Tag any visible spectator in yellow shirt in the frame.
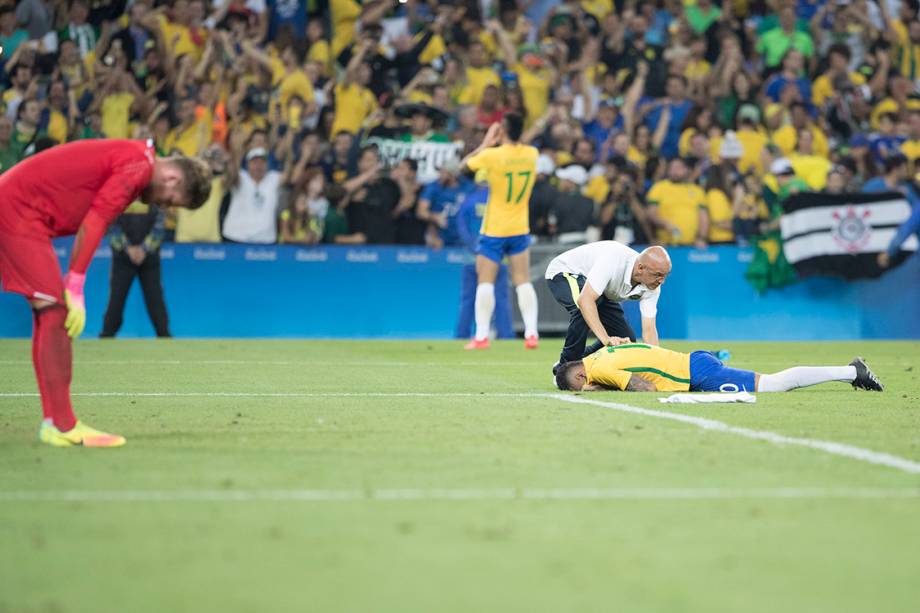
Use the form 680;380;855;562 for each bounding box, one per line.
901;110;920;171
156;0;205;64
812;44;867;108
165;97;209;156
458;41;501;107
685;37;711;82
306;18;331;76
176;144;226;243
734;105;769;174
247;39;315;122
678;106;720;162
774;102;829;158
330;0;361;57
492;20;552;126
330;40;378;137
703;166;736;244
91;69;146;140
870;74;920;129
645;158;709;248
789;129;831;190
44;81;73;144
886;5;920;81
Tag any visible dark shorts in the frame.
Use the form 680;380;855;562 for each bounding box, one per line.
0;230;63;303
689;351;756;392
477;234;531;264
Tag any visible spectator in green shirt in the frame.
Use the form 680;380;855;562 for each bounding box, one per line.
686;0;721;35
12;98;47;156
0;5;29;58
757;7;815;69
0;115;21;174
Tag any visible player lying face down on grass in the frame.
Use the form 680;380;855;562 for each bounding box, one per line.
0;139;212;447
554;343;883;393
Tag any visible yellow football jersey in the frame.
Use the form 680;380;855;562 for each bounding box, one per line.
583;344;692;392
466;143;538;237
645;179;707;246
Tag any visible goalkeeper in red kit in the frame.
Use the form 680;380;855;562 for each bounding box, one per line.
0;139;212;447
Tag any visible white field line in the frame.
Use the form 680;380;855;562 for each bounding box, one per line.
0;360;539;366
0;392;540;398
1;487;919;503
551;394;920;475
1;390;918;475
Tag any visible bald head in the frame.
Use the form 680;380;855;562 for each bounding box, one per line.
633;246;671;289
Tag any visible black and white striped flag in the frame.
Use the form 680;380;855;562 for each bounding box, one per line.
780;191;919;279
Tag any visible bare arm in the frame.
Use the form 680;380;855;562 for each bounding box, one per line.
360;0;392;27
87;72;119;114
809;2;830;46
342;40;372;87
226;129;245;187
193;38;216;82
459;122;502;170
650;104;671;150
174;54;195;97
868;49;891;97
640;318;659;346
580;382;612;391
625;374;657;392
342;165;379;193
288;139;316;188
695;206;710;248
576;282;630;347
226;76;248;120
628;192;655;244
622;62;648;138
487;19;517;67
520;106;554;144
240;39;273;73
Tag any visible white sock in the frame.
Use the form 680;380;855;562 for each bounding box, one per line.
515;282;539;338
474;283;495;341
757;366;856;392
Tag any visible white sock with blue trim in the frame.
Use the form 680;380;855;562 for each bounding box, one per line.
516;282;538;338
474;283;495;341
757;366;856;392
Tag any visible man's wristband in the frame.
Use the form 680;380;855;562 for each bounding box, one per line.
63;271;86;296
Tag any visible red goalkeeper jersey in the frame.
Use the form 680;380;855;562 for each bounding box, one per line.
0;139;155;239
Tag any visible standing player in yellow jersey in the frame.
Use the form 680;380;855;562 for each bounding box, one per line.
555;344;883;393
460;114;540;350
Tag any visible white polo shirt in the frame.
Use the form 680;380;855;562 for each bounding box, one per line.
545;240;661;318
222;170;282;244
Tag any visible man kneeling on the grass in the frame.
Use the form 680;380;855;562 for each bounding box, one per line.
554;343;883;393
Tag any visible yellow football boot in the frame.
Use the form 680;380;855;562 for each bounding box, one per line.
39;420;127;448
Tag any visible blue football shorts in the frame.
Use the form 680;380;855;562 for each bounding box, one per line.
689;351;756;392
477;234;531;264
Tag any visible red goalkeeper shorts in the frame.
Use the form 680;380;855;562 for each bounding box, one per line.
0;230;64;304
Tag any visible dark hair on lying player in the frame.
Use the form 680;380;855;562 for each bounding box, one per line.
555;361;583;391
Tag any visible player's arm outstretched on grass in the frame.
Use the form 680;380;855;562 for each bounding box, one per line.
582;375;657;392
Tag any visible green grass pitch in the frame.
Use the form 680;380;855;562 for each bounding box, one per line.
1;339;919;613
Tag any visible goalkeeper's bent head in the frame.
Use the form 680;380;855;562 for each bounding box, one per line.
170;156;213;210
144;155;213;210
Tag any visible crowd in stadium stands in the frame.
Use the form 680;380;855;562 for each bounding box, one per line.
1;0;919;250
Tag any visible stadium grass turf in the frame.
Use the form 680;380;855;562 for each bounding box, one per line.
1;339;919;613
